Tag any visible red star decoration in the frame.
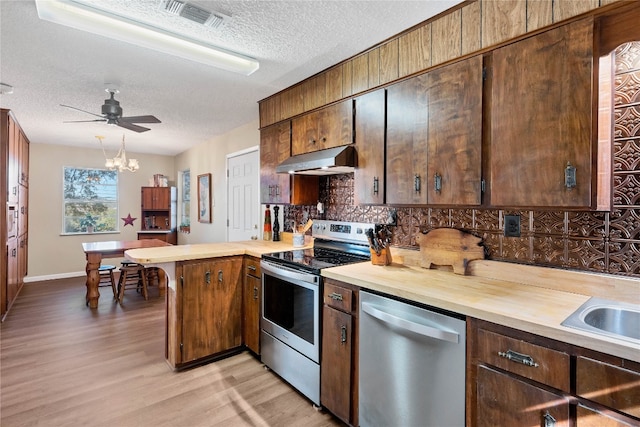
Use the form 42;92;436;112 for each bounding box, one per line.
122;214;136;227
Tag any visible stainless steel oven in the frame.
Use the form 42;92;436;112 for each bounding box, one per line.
260;220;373;406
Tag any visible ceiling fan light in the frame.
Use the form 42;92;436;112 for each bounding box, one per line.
128;159;139;170
35;0;259;75
105;158;115;168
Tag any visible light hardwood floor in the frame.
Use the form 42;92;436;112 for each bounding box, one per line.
0;277;344;427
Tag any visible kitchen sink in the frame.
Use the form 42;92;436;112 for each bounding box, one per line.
561;297;640;345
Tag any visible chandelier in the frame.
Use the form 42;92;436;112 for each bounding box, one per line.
96;135;139;172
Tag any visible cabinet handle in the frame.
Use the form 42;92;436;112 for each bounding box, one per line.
414;175;421;192
247;265;257;272
498;349;539;367
205;270;211;285
340;325;347;343
11;248;17;257
20;206;25;214
12;186;17;195
564;162;576;189
253;286;258;300
218;270;223;283
434;173;442;193
329;292;343;301
543;411;556;427
373;177;379;195
275;185;280;196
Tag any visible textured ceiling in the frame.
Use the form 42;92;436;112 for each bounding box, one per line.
0;0;462;156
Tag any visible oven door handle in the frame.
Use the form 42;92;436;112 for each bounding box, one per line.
260;260;319;285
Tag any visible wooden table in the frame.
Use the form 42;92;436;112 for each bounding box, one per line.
82;239;171;308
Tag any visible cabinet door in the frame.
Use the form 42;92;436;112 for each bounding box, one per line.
477;365;570;427
427;55;482;205
7;115;19;204
6;238;19;308
181;257;242;362
292;100;353;155
577;405;638;427
387;73;430;204
321;305;353;424
354;89;386;205
260;122;291;204
489;18;593;208
242;258;261;355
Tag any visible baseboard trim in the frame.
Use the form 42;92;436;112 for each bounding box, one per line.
24;271;86;283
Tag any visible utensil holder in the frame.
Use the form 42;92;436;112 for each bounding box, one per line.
370;248;392;266
293;233;305;247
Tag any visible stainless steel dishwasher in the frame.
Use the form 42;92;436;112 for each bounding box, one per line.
359;291;466;427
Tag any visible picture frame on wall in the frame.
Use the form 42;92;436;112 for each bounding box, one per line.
197;173;212;223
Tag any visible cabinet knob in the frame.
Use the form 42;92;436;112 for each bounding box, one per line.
218;270;223;283
205;271;211;284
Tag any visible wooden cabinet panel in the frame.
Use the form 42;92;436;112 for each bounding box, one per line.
242;256;261;355
291;100;353;155
7;114;18;204
321;306;353;424
553;0;598;23
576;405;639;427
6;238;19;311
526;0;553;31
303;73;326;112
354;89;386;205
260;121;291;204
476;328;570;392
18;129;29;187
461;1;481;55
481;0;527;48
476;366;571;427
325;65;343;104
489;18;594;208
367;48;380;88
141;187;172;210
281;85;304;119
351;54;369;94
379;39;399;85
576;356;640;419
398;24;431;78
140;187;176;236
180;257;242;363
431;9;461;66
342;60;353;98
323;281;354;312
387;55;483;206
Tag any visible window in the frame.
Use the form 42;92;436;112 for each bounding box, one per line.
180;169;191;226
63;167;119;233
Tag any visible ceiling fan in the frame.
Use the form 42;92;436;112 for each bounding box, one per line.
61;89;161;133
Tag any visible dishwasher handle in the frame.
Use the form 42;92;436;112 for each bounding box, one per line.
362;302;459;344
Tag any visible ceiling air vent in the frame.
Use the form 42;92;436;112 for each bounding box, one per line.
162;0;230;29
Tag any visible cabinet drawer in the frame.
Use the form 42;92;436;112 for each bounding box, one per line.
323;282;353;313
576;356;640;419
477;329;570;392
244;257;261;278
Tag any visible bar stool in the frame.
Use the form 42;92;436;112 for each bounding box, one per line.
117;262;148;303
145;267;160;289
98;264;117;300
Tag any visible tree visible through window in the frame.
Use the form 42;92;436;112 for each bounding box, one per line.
63;167;119;233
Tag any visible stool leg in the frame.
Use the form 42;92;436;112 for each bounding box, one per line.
141;268;149;300
109;269;117;300
117;270;127;303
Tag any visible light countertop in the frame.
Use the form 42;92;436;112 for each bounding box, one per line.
125;240;639;362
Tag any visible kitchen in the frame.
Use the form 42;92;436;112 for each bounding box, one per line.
3;0;640;426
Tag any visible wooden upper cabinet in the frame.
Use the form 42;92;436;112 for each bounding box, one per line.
489;18;594;208
141;187;172;210
260;121;291;204
354;89;386;205
303;73;327;112
291;99;353;155
387;55;483;206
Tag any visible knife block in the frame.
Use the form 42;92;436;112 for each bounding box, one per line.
370;248;392;266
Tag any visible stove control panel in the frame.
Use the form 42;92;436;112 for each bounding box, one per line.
312;220;374;244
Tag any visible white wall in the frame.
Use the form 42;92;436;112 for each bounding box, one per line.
174;119;260;245
27;143;175;279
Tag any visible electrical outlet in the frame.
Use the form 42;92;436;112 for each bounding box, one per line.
504;215;521;237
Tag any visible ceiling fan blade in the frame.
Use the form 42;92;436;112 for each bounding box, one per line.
117;120;150;133
63;119;107;123
60;104;105;119
120;115;161;124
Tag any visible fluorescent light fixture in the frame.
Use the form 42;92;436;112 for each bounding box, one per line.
35;0;259;75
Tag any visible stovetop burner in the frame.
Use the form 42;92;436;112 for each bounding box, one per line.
261;246;369;275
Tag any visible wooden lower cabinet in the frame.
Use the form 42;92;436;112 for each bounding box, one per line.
469;318;640;427
167;256;242;368
321;279;358;426
477;365;570;427
137;231;177;245
242;256;261;355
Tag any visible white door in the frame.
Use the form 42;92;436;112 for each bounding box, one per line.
227;148;260;241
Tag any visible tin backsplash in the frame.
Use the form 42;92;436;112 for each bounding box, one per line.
284;42;640;278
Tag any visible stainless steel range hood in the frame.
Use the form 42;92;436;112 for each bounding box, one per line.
276;145;355;175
